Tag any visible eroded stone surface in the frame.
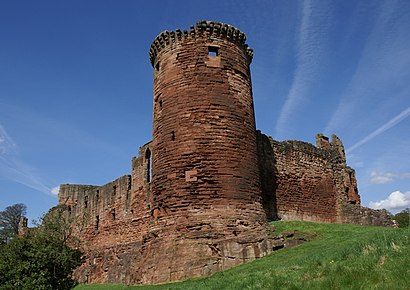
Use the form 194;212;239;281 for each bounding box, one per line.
56;21;393;286
257;131;391;226
143;19;271;284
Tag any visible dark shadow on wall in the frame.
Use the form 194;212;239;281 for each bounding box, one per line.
256;131;278;221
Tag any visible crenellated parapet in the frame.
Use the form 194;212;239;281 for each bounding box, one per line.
267;133;346;165
149;20;253;66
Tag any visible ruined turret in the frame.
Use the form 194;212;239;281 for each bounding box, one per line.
18;216;28;237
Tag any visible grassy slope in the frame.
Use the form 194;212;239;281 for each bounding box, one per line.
74;221;410;290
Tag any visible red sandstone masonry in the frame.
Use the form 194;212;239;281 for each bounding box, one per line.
56;20;393;286
59;143;153;284
256;131;392;226
141;20;271;284
270;138;341;223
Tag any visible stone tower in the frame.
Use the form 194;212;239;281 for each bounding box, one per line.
139;21;272;283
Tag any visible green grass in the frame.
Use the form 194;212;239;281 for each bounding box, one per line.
74;221;410;290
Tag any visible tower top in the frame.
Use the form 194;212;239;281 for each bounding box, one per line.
149;20;254;66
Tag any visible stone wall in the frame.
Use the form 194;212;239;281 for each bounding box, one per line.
59;21;276;285
259;133;342;223
257;131;393;226
58;129;394;285
59;142;153;284
338;203;393;227
56;20;393;287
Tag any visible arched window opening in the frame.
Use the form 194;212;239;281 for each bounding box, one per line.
145;148;152;183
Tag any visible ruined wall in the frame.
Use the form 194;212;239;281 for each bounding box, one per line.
18;216;28;237
59;176;134;248
59;142;152;284
259;134;343;223
338;203;393;226
257;131;392;226
56;20;394;287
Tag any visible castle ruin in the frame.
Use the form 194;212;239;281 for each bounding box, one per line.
57;21;392;285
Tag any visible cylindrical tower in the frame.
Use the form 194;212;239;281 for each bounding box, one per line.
139;21;271;284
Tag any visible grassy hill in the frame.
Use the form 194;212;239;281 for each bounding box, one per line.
74;221;409;290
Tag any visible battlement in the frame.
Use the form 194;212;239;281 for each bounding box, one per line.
149;20;253;66
266;133;346;164
256;132;362;223
59;175;132;226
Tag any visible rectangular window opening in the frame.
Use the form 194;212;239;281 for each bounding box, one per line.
113;185;117;200
208;46;219;57
95;216;99;230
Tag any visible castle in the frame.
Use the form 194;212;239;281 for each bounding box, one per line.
58;21;392;285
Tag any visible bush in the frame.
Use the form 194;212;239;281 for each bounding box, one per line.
0;206;83;290
393;209;410;228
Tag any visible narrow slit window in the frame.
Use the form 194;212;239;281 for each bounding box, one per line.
145;148;152;183
112;208;116;220
171;131;175;141
208;46;219;57
95;215;99;230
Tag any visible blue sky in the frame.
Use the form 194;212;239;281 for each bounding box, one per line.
0;0;409;223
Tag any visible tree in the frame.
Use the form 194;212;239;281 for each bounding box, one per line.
0;205;83;290
393;208;410;228
0;203;27;244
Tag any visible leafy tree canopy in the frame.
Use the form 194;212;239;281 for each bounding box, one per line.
0;203;27;244
393;208;410;228
0;205;83;290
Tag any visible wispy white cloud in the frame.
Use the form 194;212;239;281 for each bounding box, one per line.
369;190;410;213
325;0;410;133
370;171;410;184
370;172;394;184
275;0;332;137
0;124;16;154
346;107;410;154
51;186;60;196
0;124;56;196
